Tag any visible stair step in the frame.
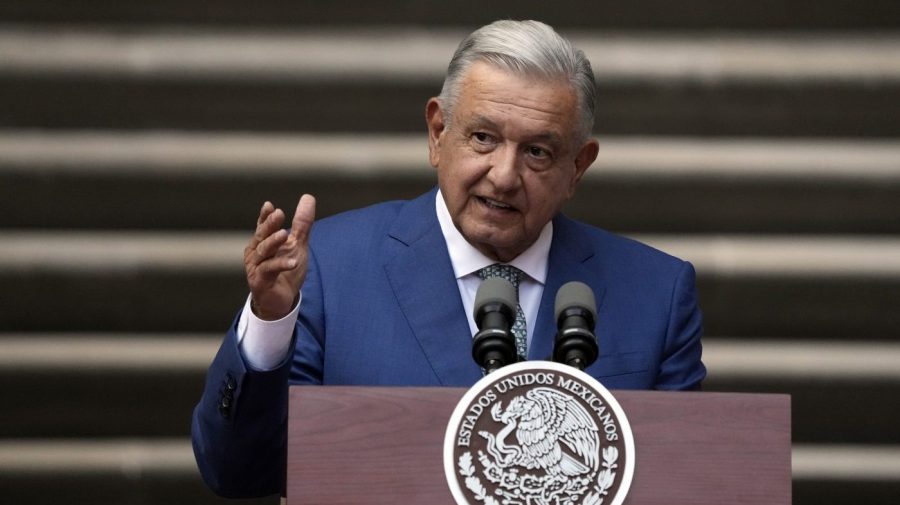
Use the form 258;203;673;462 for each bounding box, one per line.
0;439;897;505
638;236;900;280
7;335;898;377
3;28;899;135
11;232;897;279
703;339;900;445
2;232;898;337
0;334;215;372
0;334;214;438
794;445;900;481
794;445;900;505
2;0;899;29
1;334;898;444
2;131;898;233
0;438;276;505
705;340;900;381
6;28;900;82
643;235;900;339
0;438;195;474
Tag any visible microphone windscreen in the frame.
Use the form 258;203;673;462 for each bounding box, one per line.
474;277;517;317
554;281;597;321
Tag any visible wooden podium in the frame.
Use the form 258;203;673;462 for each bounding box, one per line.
287;386;791;504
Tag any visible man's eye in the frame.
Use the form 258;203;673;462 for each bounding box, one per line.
527;146;550;158
472;132;492;143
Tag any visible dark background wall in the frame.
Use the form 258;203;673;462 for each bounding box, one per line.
1;2;899;503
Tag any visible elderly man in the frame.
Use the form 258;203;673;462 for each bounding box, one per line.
192;20;705;498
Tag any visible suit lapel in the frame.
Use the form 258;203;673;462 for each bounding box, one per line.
383;190;482;386
530;215;606;362
383;194;606;381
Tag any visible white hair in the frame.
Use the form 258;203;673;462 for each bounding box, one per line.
437;20;596;142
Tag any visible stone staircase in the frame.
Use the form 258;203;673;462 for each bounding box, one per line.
1;2;899;504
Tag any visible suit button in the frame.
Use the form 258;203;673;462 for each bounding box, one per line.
224;373;237;391
218;394;232;419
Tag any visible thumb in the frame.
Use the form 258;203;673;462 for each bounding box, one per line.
291;194;316;243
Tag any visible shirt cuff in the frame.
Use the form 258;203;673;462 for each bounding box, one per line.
237;293;301;371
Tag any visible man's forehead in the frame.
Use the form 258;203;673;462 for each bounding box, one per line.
453;65;578;143
459;62;577;108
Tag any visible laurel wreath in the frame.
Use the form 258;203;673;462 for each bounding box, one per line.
458;452;501;505
581;446;619;505
458;445;619;505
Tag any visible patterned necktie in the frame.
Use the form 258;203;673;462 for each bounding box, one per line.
478;263;527;361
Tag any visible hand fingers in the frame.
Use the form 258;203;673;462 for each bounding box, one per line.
290;194;316;243
250;206;286;248
245;195;314;272
245;207;285;265
255;255;299;277
256;228;290;261
256;201;275;227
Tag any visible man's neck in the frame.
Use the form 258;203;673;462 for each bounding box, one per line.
434;189;551;283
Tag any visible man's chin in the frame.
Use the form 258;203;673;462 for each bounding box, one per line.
460;228;525;261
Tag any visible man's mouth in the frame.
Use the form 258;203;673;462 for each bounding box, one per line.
477;196;515;211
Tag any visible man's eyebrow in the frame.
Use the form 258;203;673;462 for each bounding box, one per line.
528;132;564;145
467;115;565;145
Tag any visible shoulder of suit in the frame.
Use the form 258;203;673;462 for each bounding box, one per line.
555;215;688;269
309;199;407;239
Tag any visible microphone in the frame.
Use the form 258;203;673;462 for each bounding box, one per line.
472;277;518;374
552;281;599;370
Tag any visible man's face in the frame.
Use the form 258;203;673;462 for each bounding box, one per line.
426;61;599;262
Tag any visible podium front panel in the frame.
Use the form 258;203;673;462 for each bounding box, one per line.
288;387;790;504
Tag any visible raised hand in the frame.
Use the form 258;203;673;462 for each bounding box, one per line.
243;194;316;320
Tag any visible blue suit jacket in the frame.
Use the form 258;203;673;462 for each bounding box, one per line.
192;189;705;497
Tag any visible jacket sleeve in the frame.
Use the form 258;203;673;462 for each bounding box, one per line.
191;248;327;498
656;260;707;390
190;316;294;498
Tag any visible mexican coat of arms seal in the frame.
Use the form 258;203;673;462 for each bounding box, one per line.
444;361;635;505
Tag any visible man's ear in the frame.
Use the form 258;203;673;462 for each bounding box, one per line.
425;98;446;168
569;138;599;196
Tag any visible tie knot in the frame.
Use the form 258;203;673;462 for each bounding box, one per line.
478;263;523;289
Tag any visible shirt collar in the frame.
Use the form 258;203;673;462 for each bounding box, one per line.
435;190;551;284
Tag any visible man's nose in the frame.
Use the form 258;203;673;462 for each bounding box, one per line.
487;145;521;192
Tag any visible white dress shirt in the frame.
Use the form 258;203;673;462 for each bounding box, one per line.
237;190;552;371
434;190;551;349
